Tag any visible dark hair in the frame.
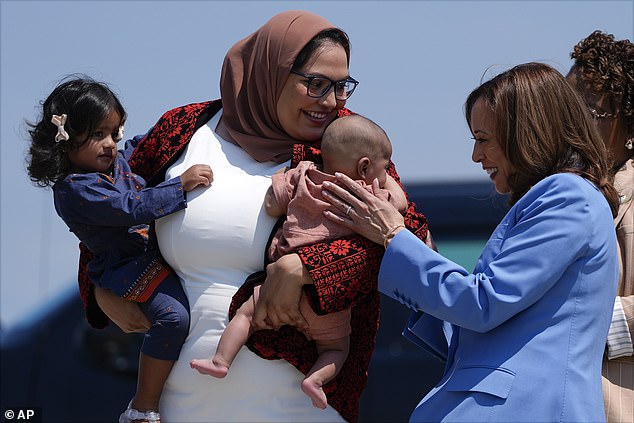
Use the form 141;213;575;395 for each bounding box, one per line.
292;28;351;71
570;30;634;138
26;75;126;187
465;62;619;216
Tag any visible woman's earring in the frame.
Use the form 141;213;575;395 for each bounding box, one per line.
626;138;633;150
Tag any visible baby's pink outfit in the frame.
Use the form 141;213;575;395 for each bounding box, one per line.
266;161;391;341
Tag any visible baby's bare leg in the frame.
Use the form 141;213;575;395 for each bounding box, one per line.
190;295;256;378
301;336;350;409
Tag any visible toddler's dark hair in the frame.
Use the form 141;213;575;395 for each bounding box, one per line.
26;75;126;187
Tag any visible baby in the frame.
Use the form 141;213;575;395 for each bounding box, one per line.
190;114;407;409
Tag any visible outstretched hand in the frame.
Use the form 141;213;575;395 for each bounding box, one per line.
322;173;406;247
180;164;213;191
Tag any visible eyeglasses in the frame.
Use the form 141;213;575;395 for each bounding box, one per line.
291;70;359;101
588;106;617;120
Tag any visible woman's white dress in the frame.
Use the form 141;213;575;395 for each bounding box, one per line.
155;112;344;422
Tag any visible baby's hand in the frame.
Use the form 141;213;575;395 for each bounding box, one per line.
180;164;213;192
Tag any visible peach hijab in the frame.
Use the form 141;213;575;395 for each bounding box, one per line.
219;10;338;163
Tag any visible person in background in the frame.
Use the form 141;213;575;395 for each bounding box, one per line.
76;11;429;422
190;114;407;410
321;62;620;422
25;76;212;423
567;30;634;422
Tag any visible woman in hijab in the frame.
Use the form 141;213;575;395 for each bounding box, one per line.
77;10;428;422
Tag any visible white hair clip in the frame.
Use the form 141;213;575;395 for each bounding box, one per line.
51;114;69;143
118;125;124;140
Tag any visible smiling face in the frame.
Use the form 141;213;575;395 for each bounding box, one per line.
276;41;349;142
68;110;122;173
470;98;515;194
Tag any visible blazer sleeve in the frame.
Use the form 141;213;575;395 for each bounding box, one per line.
379;175;609;332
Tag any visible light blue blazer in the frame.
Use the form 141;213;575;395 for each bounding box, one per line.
379;173;618;422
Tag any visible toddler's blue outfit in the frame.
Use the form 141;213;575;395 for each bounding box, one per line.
54;140;190;360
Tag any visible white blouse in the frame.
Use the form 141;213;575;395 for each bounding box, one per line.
155;111;343;422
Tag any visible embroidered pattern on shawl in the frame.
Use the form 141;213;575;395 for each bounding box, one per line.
77;101;429;422
229;132;429;423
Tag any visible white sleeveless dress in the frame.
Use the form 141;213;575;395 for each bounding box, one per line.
155;111;344;422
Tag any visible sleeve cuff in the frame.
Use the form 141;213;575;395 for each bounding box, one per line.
606;296;634;359
162;176;188;209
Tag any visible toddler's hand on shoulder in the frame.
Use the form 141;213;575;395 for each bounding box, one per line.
181;164;213;191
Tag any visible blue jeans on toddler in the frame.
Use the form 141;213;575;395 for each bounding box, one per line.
138;273;189;360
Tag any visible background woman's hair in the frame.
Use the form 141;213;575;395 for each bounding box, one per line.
465;62;619;215
26;74;126;187
570;30;634;138
292;28;351;71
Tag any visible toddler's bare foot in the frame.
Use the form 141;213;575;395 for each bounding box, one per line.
301;378;327;409
189;358;229;378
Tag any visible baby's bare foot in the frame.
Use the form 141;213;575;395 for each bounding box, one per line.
190;358;228;378
301;378;327;409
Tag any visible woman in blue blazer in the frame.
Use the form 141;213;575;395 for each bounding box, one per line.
322;63;621;422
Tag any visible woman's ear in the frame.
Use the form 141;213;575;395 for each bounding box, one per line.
357;157;370;179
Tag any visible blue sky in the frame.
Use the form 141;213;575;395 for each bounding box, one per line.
1;0;632;329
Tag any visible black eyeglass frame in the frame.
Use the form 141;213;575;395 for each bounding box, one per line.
290;70;359;101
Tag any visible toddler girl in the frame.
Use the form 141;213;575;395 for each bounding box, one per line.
26;76;212;423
